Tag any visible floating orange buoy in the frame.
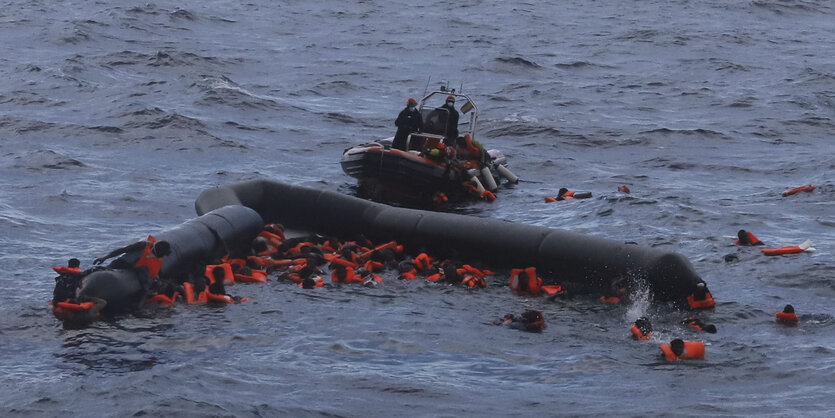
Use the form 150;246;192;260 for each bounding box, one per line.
782;184;815;197
761;240;814;256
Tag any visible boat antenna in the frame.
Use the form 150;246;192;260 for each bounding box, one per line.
423;77;431;98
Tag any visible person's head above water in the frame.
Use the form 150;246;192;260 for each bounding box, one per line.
152;240;171;257
670;338;685;356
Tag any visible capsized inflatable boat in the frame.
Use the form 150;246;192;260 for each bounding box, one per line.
51;205;264;323
195;179;707;301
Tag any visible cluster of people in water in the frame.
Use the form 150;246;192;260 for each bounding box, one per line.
51;204;810;361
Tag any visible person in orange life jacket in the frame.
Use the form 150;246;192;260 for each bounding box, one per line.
93;236;171;280
776;304;799;324
51;258;107;320
683;317;717;333
660;338;705;361
601;277;629;304
687;281;715;309
52;258;84;304
736;229;764;246
205;265;245;302
454;134;487;165
631;317;653;340
393;97;423;151
441;95;459;146
53;257;82;275
510;267;542;295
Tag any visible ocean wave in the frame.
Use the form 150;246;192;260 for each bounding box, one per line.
639;127;730;139
122;108;207;131
195;76;287;111
169;8;197;21
554;61;615;70
307;80;360;96
493;56;542;70
11;149;85;171
751;0;831;14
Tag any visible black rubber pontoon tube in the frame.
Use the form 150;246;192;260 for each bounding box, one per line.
74;205;264;314
195;179;703;301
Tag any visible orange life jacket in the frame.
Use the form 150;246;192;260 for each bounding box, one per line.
358;240;398;262
399;269;418;280
298;277;325;288
426;272;444;281
55;300;95;311
631;325;651;340
224;257;248;269
541;285;563;296
601;295;621;304
687;291;715;309
135;235;164;279
364;260;384;273
776;311;799;323
734;231;762;245
235;269;269;284
659;341;705;361
205;263;234;286
332;266;362;283
183;282;208;304
258;230;284;249
462;275;486;288
52;266;82;275
509;267;542;296
461;134;481;159
458;264;486;278
544;196;558;203
414;253;433;272
267;258;307;268
330;257;358;270
206;292;234;304
263;224;285;241
782;184;815;197
146;292;179;307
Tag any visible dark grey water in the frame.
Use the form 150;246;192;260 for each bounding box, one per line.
1;0;833;416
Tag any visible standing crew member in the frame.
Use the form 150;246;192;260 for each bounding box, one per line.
393;98;423;151
441;95;459;145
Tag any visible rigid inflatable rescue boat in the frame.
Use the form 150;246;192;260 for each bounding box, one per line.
341;85;518;205
195;179;707;301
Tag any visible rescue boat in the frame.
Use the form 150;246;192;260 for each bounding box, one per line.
340;85;518;205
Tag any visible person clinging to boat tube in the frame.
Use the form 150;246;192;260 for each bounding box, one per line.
393;97;423;151
93;235;171;282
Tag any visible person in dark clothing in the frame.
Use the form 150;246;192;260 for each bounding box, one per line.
441;95;459;145
392;97;423;151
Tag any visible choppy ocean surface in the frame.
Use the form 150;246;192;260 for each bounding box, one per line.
1;0;833;416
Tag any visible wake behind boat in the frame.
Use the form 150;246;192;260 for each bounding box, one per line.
341;85;518;206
